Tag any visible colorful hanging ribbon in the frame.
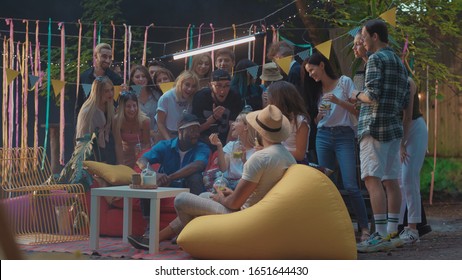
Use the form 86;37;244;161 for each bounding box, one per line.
123;23;128;84
22;20;29;152
197;23;204;48
34;20;40;150
128;25;132;79
142;23;154;66
6;18;14;150
252;25;257;62
93;21;97;65
261;24;267;64
58;22;66;165
271;25;277;43
210;23;215;70
2;37;7;150
98;21;102;44
111;21;116;59
232;24;236;53
16;41;20;148
184;24;191;70
247;24;253;60
43;18;52;167
189;25;194;68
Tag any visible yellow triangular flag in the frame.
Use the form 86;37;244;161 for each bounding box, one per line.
51;80;66;98
315;40;332;60
380;7;397;27
159;82;175;94
274;56;293;75
6;68;20;85
113;85;122;101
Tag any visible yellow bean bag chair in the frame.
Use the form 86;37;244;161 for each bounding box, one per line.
177;164;357;259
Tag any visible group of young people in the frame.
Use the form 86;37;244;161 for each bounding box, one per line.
73;19;429;254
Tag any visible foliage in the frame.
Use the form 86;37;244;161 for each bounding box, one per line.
420;157;462;199
297;0;462;97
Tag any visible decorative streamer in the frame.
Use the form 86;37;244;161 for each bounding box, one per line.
43;18;52;167
16;41;20;148
197;23;204;48
430;80;438;205
58;22;66;165
210;23;215;70
232;24;236;53
142;23;154;66
111;21;116;59
2;37;8;150
271;25;277;43
401;35;409;63
128;25;132;79
261;24;267;65
34;20;40;150
184;24;191;70
6;18;14;150
22;19;29;152
98;21;102;44
75;19;82;118
188;25;194;68
93;21;97;65
247;24;253;60
123;24;128;84
252;25;257;62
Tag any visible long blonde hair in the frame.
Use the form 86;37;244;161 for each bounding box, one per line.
113;91;149;137
174;70;199;102
77;76;114;138
236;111;261;147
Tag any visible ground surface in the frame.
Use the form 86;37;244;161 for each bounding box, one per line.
22;201;462;260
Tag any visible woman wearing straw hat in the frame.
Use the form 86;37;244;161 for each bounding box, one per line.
260;62;283;108
156;105;296;245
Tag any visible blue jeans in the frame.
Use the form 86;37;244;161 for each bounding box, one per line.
316;126;369;229
140;172;205;218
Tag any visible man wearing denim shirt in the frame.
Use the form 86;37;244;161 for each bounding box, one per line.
351;19;410;253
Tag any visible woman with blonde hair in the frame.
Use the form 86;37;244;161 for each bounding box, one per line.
209;111;261;189
75;76;115;163
156;70;200;140
190;53;212;89
113;91;151;167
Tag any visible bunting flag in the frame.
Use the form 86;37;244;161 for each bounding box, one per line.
279;35;312;48
274;56;292;75
296;49;311;61
113;85;122;101
246;65;259;79
131;85;143;95
380;7;397;27
29;74;40;89
82;84;92;97
51;80;66;98
159;82;175;94
5;68;20;85
315;40;332;60
348;26;361;37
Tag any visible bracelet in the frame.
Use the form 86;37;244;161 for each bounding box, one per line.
355;91;361;99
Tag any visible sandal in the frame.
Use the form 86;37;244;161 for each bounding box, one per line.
360;231;371;242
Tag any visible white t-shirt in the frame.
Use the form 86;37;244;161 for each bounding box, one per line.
283;114;309;154
317;75;356;129
156;88;191;132
241;144;296;209
222;140;255;180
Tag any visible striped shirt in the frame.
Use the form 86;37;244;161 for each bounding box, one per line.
358;47;409;142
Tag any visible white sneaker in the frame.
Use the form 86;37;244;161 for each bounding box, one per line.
399;227;420;244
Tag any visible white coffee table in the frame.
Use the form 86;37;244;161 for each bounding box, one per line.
89;186;189;254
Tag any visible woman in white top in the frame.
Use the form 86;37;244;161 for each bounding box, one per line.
209;111;261;189
75;76;115;163
266;81;310;162
156;70;200;140
305;52;370;241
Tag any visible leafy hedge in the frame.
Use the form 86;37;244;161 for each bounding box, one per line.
420;157;462;199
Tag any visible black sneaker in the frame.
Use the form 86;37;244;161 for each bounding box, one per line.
127;235;149;250
417;224;432;237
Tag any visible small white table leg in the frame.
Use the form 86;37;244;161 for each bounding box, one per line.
122;197;133;243
89;195;101;250
148;198;161;254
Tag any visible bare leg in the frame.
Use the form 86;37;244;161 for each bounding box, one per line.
383;179;401;214
364;176;387;215
159;225;176;242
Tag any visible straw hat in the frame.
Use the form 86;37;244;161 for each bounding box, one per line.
246;105;290;143
259;62;283;81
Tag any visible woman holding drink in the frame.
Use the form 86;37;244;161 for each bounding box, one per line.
304;52;370;241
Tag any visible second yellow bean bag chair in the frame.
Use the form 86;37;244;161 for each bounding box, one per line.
177;164;357;259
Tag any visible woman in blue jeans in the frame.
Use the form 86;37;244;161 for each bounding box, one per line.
304;52;370;241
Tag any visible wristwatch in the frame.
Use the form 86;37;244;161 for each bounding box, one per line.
355;91;361;99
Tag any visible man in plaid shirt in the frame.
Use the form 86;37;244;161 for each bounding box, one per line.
351;19;409;253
